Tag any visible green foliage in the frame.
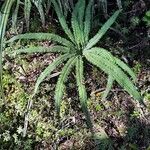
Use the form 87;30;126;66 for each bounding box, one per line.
130;16;140;27
133;62;142;75
101;75;114;101
0;70;32;149
55;56;77;114
7;0;142;133
13;0;47;30
0;0;49;32
143;10;150;27
76;56;92;128
0;0;15;100
93;130;114;150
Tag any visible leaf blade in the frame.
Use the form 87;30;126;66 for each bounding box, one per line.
76;56;92;128
115;57;136;81
12;45;70;55
84;0;93;43
0;0;15;99
51;0;75;43
85;10;121;50
83;48;142;102
24;0;32;30
34;54;74;95
6;33;74;47
55;56;77;115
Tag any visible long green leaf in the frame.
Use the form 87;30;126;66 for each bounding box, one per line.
12;45;70;55
24;0;32;30
55;56;77;115
0;0;15;99
51;0;75;43
71;0;84;46
34;54;74;95
83;49;142;102
85;10;121;50
84;47;116;63
115;57;136;81
84;47;136;81
6;33;74;47
76;56;92;128
84;0;93;43
78;0;85;31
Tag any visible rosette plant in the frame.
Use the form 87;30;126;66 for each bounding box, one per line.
7;0;142;128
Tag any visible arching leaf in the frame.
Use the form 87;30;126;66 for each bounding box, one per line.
6;33;74;47
55;56;77;115
83;49;142;102
12;45;70;55
85;10;121;50
34;54;74;95
51;0;75;43
76;56;93;128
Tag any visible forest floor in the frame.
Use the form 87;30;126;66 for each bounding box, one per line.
1;0;150;149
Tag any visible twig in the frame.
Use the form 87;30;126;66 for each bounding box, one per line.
90;88;124;96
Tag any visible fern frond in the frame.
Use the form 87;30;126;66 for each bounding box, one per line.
115;57;136;81
84;0;93;43
55;56;77;115
102;75;114;101
24;0;32;30
76;56;92;128
6;33;74;47
85;10;121;50
12;45;70;55
33;54;74;95
83;50;142;102
51;0;75;43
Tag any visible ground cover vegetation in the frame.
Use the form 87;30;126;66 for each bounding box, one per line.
0;0;150;149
